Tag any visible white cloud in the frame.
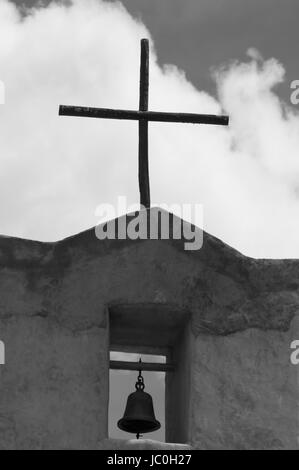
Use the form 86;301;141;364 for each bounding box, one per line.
0;0;299;258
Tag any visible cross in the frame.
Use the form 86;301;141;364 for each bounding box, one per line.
59;39;229;209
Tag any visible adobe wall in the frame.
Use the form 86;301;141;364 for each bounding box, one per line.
191;317;298;449
0;210;298;449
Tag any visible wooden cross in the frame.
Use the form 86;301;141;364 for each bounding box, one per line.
59;39;229;209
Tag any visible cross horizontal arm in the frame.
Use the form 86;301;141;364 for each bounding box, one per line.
59;105;229;126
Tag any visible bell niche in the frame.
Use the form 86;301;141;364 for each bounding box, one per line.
109;303;192;444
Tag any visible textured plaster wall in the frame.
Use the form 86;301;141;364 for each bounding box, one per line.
191;318;298;449
0;317;107;449
0;209;298;449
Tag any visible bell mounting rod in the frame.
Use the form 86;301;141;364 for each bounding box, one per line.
110;360;175;372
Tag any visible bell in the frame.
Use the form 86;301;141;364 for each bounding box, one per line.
117;360;161;438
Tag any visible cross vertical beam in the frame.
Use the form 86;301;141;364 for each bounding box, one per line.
138;39;150;209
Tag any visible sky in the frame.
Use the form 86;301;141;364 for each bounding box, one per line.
0;0;299;258
12;0;299;107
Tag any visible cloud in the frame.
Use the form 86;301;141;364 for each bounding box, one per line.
0;0;298;258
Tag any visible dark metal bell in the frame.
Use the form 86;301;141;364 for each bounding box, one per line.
118;389;161;435
117;361;161;437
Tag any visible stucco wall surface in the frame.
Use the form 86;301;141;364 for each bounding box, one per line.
0;209;298;449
